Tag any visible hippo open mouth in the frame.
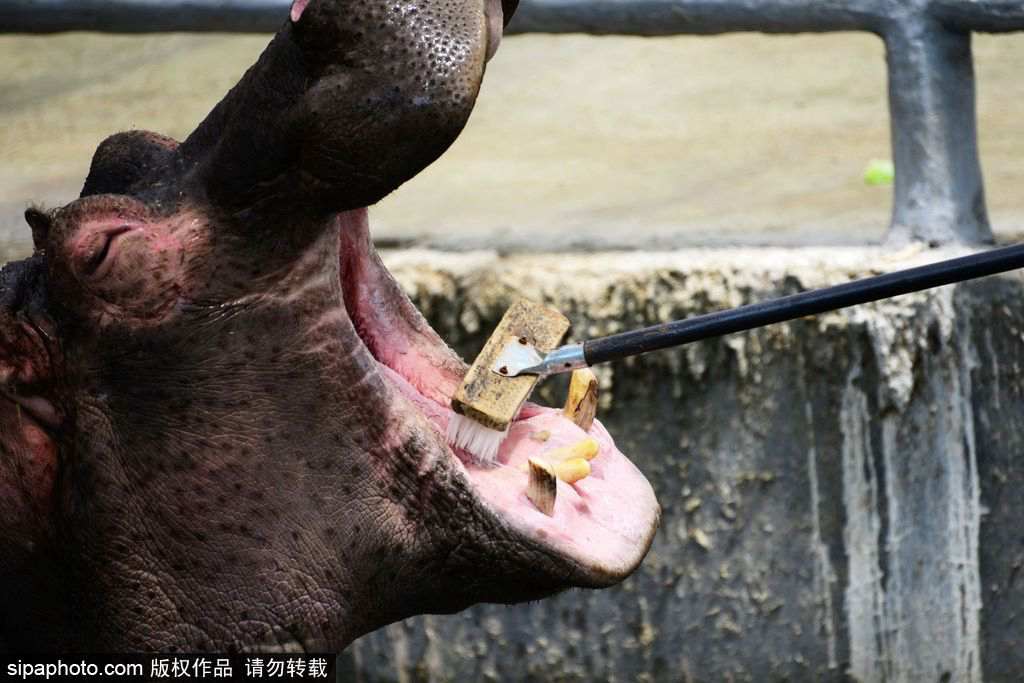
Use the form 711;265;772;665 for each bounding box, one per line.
0;0;659;653
337;209;659;580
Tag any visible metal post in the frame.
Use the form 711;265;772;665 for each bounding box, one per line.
0;0;288;33
883;16;991;244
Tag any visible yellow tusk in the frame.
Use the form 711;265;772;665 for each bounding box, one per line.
551;457;590;484
518;437;600;474
526;458;557;516
563;368;598;430
547;437;599;463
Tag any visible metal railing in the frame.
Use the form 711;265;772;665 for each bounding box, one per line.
3;0;1023;244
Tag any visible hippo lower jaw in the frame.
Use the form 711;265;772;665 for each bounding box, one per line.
337;209;661;584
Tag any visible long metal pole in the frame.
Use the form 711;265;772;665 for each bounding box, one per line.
583;244;1024;365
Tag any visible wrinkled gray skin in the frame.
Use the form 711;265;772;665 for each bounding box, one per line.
0;0;642;652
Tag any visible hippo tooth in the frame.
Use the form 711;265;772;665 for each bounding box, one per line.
563;368;598;431
551;457;590;485
543;437;600;464
520;451;590;484
526;457;556;516
518;437;599;475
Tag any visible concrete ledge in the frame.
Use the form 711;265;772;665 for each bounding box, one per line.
345;246;1024;681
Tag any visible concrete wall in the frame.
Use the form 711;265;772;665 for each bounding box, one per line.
341;246;1024;682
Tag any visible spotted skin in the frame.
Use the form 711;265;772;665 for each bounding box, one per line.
0;0;618;653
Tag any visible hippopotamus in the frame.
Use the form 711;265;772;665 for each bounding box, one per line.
0;0;659;652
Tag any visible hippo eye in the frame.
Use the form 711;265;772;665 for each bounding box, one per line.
79;225;134;279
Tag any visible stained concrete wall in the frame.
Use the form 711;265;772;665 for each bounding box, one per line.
342;246;1024;682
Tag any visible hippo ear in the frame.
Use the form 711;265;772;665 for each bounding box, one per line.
81;131;180;198
24;208;50;252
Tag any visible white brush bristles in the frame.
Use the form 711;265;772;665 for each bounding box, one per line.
446;413;509;465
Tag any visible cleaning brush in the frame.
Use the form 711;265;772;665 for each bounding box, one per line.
449;242;1024;463
447;299;571;463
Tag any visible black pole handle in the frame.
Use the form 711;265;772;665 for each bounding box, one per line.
582;243;1024;367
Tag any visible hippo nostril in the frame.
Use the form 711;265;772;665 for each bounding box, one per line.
290;0;311;23
501;0;519;27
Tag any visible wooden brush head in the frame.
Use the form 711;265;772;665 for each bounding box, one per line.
451;299;570;432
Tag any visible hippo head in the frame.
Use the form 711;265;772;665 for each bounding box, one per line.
0;0;659;652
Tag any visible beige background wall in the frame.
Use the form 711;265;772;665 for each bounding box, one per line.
1;32;1022;257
